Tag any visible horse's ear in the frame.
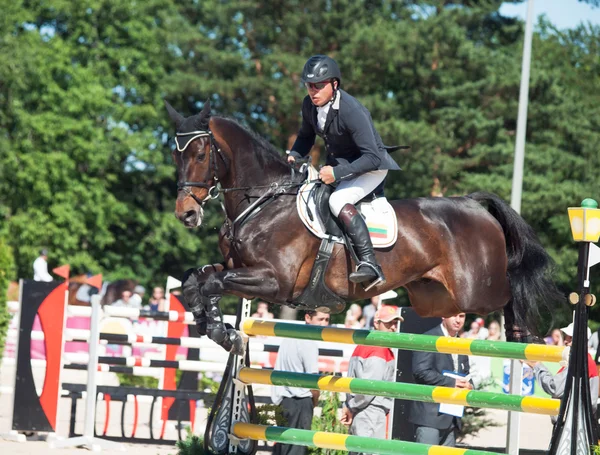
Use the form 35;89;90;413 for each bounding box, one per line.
195;99;212;130
201;99;211;118
164;100;184;129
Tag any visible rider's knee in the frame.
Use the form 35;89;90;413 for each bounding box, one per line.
329;193;348;217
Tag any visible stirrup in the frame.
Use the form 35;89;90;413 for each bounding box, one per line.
350;262;386;291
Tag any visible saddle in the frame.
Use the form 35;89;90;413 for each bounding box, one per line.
289;166;398;313
297;166;398;248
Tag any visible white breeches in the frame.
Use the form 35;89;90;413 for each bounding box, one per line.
329;170;388;217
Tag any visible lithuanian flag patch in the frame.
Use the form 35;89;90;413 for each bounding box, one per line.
368;224;388;239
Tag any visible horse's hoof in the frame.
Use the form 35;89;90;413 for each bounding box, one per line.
221;329;244;355
228;329;245;356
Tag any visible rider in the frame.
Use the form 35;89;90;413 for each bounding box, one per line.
287;55;401;286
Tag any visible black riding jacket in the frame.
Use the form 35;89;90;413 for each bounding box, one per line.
291;89;401;180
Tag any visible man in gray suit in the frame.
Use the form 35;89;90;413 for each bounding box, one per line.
409;313;472;446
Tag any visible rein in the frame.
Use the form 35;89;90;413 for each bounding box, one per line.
175;129;319;203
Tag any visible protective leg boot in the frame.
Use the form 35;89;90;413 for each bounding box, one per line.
338;204;385;286
182;268;208;336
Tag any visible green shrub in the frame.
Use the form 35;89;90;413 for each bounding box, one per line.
257;403;286;426
175;434;206;455
115;373;158;389
458;377;501;442
309;392;346;455
0;238;15;360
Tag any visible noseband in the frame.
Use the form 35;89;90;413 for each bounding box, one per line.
175;130;229;205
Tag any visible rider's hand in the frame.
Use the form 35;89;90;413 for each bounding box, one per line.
286;150;296;164
319;165;336;184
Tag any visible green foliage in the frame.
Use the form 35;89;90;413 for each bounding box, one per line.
0;237;15;359
457;406;501;443
1;0;600;333
175;434;206;455
198;375;220;395
458;377;501;442
592;444;600;455
309;392;346;455
115;373;158;389
257;403;286;427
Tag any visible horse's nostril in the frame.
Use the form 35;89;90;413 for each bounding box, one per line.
176;210;196;222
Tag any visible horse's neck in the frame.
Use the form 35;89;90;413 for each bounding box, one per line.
218;122;290;221
222;162;290;222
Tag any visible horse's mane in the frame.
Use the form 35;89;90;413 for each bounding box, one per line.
216;116;290;172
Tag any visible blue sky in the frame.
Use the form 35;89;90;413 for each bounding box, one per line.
500;0;600;29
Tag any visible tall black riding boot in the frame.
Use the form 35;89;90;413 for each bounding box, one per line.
338;203;385;286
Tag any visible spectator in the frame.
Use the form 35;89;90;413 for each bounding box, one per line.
112;290;141;309
147;287;167;312
271;310;330;455
33;248;53;282
251;301;274;319
130;285;146;308
462;318;488;340
486;320;502;341
341;305;402;451
409;313;472;447
360;296;379;329
528;322;598;423
344;303;363;328
545;328;564;346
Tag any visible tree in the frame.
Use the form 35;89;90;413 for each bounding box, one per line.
0;0;217;288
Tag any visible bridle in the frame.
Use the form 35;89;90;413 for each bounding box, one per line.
174;125;320;232
175;130;229;205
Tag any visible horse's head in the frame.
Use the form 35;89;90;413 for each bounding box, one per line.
166;100;223;228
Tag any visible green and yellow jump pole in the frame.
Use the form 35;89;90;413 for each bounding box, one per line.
233;423;500;455
242;319;566;363
238;367;559;416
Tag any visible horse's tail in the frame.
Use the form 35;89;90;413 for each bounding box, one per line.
468;192;563;341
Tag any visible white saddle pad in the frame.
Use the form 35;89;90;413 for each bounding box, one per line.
296;166;398;248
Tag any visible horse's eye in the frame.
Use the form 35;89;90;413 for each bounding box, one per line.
196;153;206;162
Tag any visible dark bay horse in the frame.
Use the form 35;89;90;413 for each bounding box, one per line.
166;100;562;352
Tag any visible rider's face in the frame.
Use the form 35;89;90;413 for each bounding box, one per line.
306;79;337;107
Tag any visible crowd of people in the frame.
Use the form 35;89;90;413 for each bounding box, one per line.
269;303;600;453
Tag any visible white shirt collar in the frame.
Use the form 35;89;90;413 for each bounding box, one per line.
441;323;456;338
316;91;340;130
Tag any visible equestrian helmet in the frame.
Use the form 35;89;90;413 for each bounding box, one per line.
301;55;341;84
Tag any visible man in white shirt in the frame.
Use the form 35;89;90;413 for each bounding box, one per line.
33;248;53;282
271;310;330;455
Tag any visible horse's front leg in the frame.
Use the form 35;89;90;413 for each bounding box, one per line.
182;264;226;336
201;266;280;353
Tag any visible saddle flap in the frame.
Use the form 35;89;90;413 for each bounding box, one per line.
357;197;398;248
296;166;398;248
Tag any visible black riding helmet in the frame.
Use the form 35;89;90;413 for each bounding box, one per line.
301;55;341;85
